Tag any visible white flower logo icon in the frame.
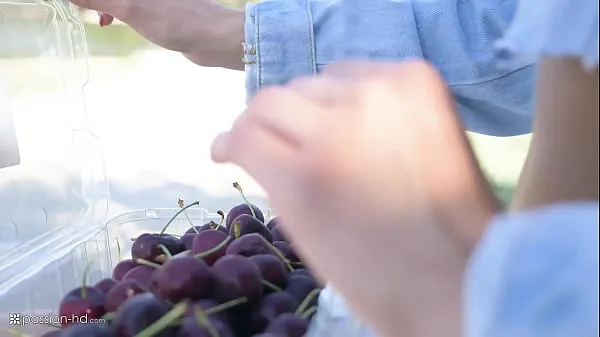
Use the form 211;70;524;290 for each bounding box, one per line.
8;313;21;325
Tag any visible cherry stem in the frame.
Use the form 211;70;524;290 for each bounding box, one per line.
134;258;161;268
102;312;116;321
193;307;219;337
261;280;283;292
116;239;122;261
157;244;173;259
290;261;304;267
160;201;200;235
194;237;230;259
135;301;188;337
300;306;318;320
232;182;256;218
258;236;294;271
233;219;241;239
204;297;248;315
179;198;198;233
0;328;30;337
295;288;321;315
217;210;225;226
81;260;93;299
173;250;191;259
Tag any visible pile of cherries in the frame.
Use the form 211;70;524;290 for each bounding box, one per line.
43;183;321;337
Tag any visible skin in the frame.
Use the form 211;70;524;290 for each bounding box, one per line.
71;0;245;70
212;60;498;337
511;58;599;210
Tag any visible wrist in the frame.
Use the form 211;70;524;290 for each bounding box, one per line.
188;6;245;70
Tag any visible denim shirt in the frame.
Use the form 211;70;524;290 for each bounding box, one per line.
243;0;536;137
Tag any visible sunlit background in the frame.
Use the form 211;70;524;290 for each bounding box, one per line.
3;6;531;220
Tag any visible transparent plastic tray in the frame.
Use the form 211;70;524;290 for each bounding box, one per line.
0;0;108;311
0;208;270;332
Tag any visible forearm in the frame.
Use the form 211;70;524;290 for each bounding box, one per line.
511;58;599;211
183;7;245;70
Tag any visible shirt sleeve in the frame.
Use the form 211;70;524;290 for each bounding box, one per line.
465;202;599;337
496;0;599;70
243;0;536;136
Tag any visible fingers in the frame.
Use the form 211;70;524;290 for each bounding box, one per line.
242;87;329;146
286;76;350;105
210;114;298;195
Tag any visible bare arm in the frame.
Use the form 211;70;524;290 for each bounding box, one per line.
511;58;599;211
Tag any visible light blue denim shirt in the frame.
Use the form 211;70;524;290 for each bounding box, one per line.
243;0;599;336
243;0;536;137
466;202;599;337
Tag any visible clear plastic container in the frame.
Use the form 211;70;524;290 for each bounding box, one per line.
0;0;107;316
0;209;267;318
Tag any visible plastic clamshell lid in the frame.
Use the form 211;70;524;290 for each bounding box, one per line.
0;0;108;295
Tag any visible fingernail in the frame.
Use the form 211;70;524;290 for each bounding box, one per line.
98;13;113;27
210;132;231;163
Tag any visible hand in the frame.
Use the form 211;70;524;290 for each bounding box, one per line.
211;60;499;337
72;0;245;70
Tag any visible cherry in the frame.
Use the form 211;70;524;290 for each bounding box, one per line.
131;233;184;264
270;226;289;243
285;275;319;307
58;287;106;328
191;230;229;265
251;292;298;331
121;265;156;291
272;241;292;260
249;254;288;289
94;278;117;294
180;233;196;250
265;217;280;230
229;214;273;242
112;293;174;337
105;279;147;312
179;316;235;337
287;269;313;279
226;182;265;231
212;255;263;303
226;233;272;257
265;313;309;337
112;259;137;281
152;255;214;302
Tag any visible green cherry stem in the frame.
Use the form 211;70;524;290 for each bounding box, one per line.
232;182;256;218
296;288;322;315
157;244;173;259
178;198;198;233
81;260;94;299
160;201;200;235
134;258;161;268
258;236;293;271
216;210;225;227
300;306;318;319
204;297;248;315
193;307;219;337
194;237;230;259
116;239;122;261
135;301;188;337
261;280;283;292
